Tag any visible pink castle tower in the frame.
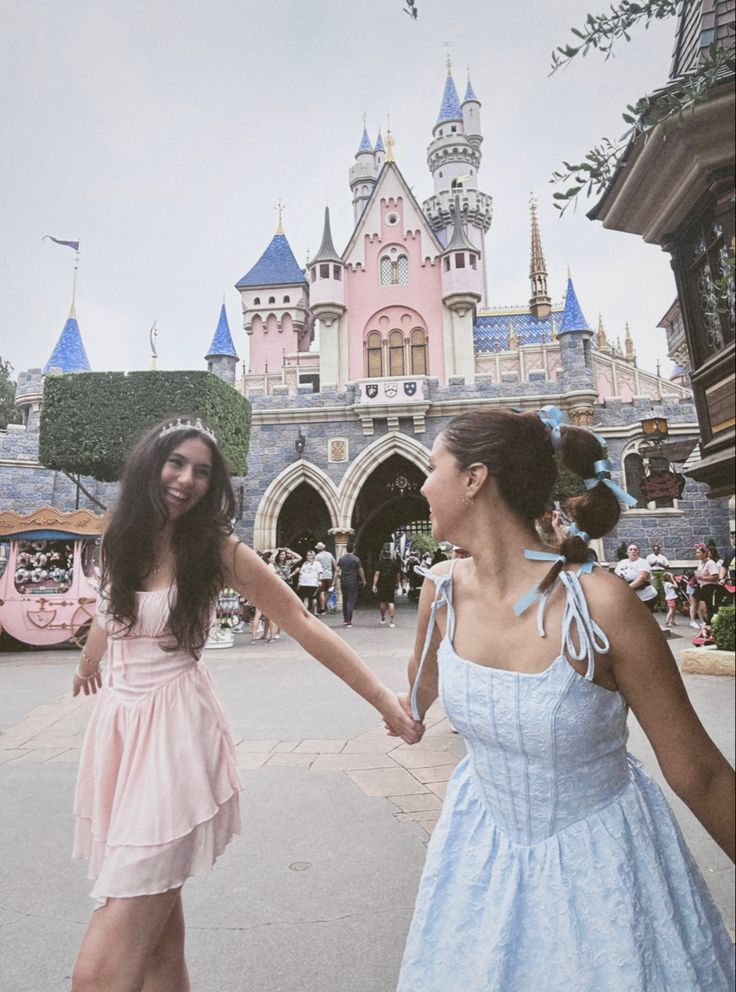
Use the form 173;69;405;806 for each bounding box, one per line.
235;215;312;374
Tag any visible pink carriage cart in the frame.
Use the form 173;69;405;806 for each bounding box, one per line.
0;507;104;647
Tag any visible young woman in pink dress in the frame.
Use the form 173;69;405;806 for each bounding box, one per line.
70;418;421;992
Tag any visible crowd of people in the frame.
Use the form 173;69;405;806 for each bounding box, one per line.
611;537;734;640
65;410;733;992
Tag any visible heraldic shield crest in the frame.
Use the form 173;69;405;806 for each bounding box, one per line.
384;382;398;398
404;381;417;397
365;383;379;399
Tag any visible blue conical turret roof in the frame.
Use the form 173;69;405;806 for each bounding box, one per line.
374;130;385;154
436;73;463;124
357;126;373;154
558;276;592;334
43;310;91;374
463;78;479;103
236;232;306;289
206;303;238;359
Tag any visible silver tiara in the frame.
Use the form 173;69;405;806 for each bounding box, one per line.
159;417;217;443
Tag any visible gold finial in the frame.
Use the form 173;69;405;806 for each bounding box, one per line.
149;321;158;371
275;199;285;234
386;119;395;162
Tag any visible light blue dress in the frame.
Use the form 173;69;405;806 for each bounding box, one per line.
398;565;735;992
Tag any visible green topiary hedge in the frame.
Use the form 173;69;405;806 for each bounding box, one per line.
711;604;735;653
39;371;251;481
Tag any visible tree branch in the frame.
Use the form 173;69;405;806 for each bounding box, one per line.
62;471;108;513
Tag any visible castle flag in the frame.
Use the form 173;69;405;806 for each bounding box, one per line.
43;235;80;251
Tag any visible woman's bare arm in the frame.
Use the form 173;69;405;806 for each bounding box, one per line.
587;573;735;861
222;537;422;743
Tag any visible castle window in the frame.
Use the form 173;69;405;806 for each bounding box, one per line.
310;269;316;282
380;252;409;286
268;296;275;304
253;297;261;305
470;254;477;270
366;331;383;377
410;329;427;375
333;265;342;280
283;295;290;303
320;264;330;279
623;452;646;509
450;125;457;133
444;256;450;272
455;253;466;269
389;330;405;376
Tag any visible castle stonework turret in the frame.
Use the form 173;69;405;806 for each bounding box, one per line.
205;303;238;385
441;196;481;383
349;125;379;224
557;274;596;408
235;224;311;374
423;68;492;305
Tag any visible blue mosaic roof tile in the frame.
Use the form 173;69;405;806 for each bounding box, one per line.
463;78;478;103
436;74;462;124
206;303;238;359
357;127;373;154
43;315;91;374
559;276;592;334
474;311;561;352
374;130;385;153
236;233;306;289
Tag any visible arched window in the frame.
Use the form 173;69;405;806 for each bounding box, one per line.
366;332;383;377
253;297;261;305
389;330;405;376
283;295;290;303
380;253;409;286
410;329;427;374
268;296;275;304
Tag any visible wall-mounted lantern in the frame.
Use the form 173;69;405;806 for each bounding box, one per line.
295;428;306;459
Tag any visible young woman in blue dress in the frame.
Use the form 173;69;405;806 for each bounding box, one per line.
396;407;734;992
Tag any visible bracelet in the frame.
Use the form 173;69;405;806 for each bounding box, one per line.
75;665;100;681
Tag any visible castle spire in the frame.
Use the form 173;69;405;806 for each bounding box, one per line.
528;196;551;319
596;314;608;349
312;206;341;264
624;320;636;362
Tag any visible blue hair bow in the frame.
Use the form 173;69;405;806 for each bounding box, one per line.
568;522;590;543
537;405;564;451
513;548;595;616
584;459;638;508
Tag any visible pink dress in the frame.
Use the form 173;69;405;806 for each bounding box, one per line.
73;589;242;905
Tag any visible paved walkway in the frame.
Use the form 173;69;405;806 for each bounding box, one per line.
0;604;733;991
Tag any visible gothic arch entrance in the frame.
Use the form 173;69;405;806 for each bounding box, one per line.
276;482;334;557
351;454;429;586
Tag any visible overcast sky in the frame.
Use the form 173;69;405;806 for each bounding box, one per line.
1;0;680;380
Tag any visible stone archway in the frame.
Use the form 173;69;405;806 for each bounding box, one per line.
337;432;431;527
253;460;339;551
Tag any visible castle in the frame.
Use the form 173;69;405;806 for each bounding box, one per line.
2;66;730;570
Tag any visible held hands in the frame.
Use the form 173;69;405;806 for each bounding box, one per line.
380;688;424;745
72;650;102;697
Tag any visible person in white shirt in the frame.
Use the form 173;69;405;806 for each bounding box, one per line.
646;544;670;611
693;543;723;625
662;572;679;628
614;544;658;613
314;542;336;615
295;550;324;615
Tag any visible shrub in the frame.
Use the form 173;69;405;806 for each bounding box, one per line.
711;605;735;653
40;371;251;481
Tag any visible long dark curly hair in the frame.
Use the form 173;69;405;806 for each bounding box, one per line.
101;418;236;656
